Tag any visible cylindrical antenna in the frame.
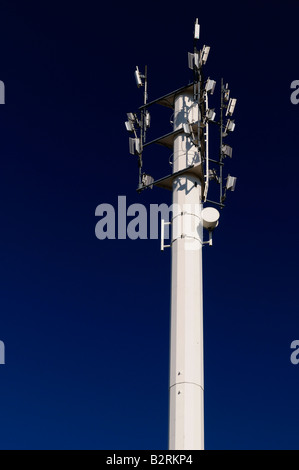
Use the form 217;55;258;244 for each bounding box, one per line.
144;65;148;106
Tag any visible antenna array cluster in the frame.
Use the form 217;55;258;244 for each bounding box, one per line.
125;19;238;208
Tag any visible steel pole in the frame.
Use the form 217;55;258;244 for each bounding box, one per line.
168;92;204;450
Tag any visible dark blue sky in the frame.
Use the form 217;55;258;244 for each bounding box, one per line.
0;0;299;450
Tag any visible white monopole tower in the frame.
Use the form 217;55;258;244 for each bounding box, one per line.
125;19;237;450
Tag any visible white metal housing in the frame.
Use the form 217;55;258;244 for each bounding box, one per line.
202;207;220;230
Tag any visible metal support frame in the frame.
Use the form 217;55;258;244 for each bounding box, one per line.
219;78;224;205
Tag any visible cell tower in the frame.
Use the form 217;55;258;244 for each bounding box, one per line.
125;20;237;451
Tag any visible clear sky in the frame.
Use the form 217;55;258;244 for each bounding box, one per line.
0;0;299;450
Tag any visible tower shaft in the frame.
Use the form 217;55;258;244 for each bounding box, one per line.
169;92;204;450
